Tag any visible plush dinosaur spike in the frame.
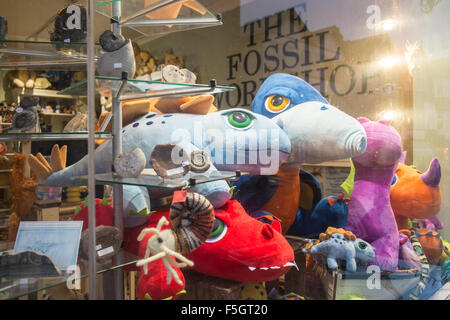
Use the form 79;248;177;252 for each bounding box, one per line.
28;145;67;182
50;144;66;172
328;198;336;207
328;192;347;206
28;154;52;181
96;94;217;135
36;153;52;172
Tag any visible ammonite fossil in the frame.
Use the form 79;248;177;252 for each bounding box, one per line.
169;192;215;254
113;148;147;178
190;150;211;173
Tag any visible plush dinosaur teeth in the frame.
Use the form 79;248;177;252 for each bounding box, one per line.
247;262;296;271
283;261;299;271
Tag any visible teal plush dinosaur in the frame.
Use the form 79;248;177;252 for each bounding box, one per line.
303;228;375;272
29;109;291;228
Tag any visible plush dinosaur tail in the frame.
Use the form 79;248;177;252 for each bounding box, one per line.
28;142;113;187
407;228;430;300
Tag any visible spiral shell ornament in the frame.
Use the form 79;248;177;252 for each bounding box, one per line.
170;192;215;254
189;150;211;173
114;148;147;178
136;192;215;285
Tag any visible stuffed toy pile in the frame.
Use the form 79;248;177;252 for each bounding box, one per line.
28;71;446;300
28;92;296;299
233;73;366;236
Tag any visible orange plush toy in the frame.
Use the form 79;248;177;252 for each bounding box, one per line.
390;157;442;230
390;154;443;265
8;153;38;241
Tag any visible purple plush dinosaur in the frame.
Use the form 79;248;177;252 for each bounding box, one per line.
345;117;402;271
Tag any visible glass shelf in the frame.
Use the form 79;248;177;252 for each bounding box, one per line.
13;88;80;100
72;170;243;189
95;0;222;43
58;76;235;101
0;249;139;300
0;132;112;142
0;40;99;70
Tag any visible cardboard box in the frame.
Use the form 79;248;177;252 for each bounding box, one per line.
314;263;423;300
34;201;61;221
180;270;242;300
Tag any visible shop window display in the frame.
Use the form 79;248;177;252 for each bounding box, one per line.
0;0;448;302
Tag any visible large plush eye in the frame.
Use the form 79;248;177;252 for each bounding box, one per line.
391;174;398;186
227;111;253;129
205;217;228;243
358;241;368;250
265;95;290;113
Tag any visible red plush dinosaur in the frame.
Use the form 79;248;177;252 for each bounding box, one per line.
73;198;295;300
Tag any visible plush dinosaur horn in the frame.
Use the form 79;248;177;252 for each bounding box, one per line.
328;193;347;206
421;157;441;188
378;119;392;126
357;117;370;124
328;197;337;207
399;151;407;164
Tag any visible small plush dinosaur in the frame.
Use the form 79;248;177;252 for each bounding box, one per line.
303;227;375;272
288;192;350;238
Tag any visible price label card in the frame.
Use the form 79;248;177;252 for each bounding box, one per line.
172;190;187;203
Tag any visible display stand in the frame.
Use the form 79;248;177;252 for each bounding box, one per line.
84;0;229;300
86;0;98;300
0;0;231;300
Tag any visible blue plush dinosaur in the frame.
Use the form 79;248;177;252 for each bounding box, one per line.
29;108;291;228
233;73;367;234
287;192;349;238
303;228;375;272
